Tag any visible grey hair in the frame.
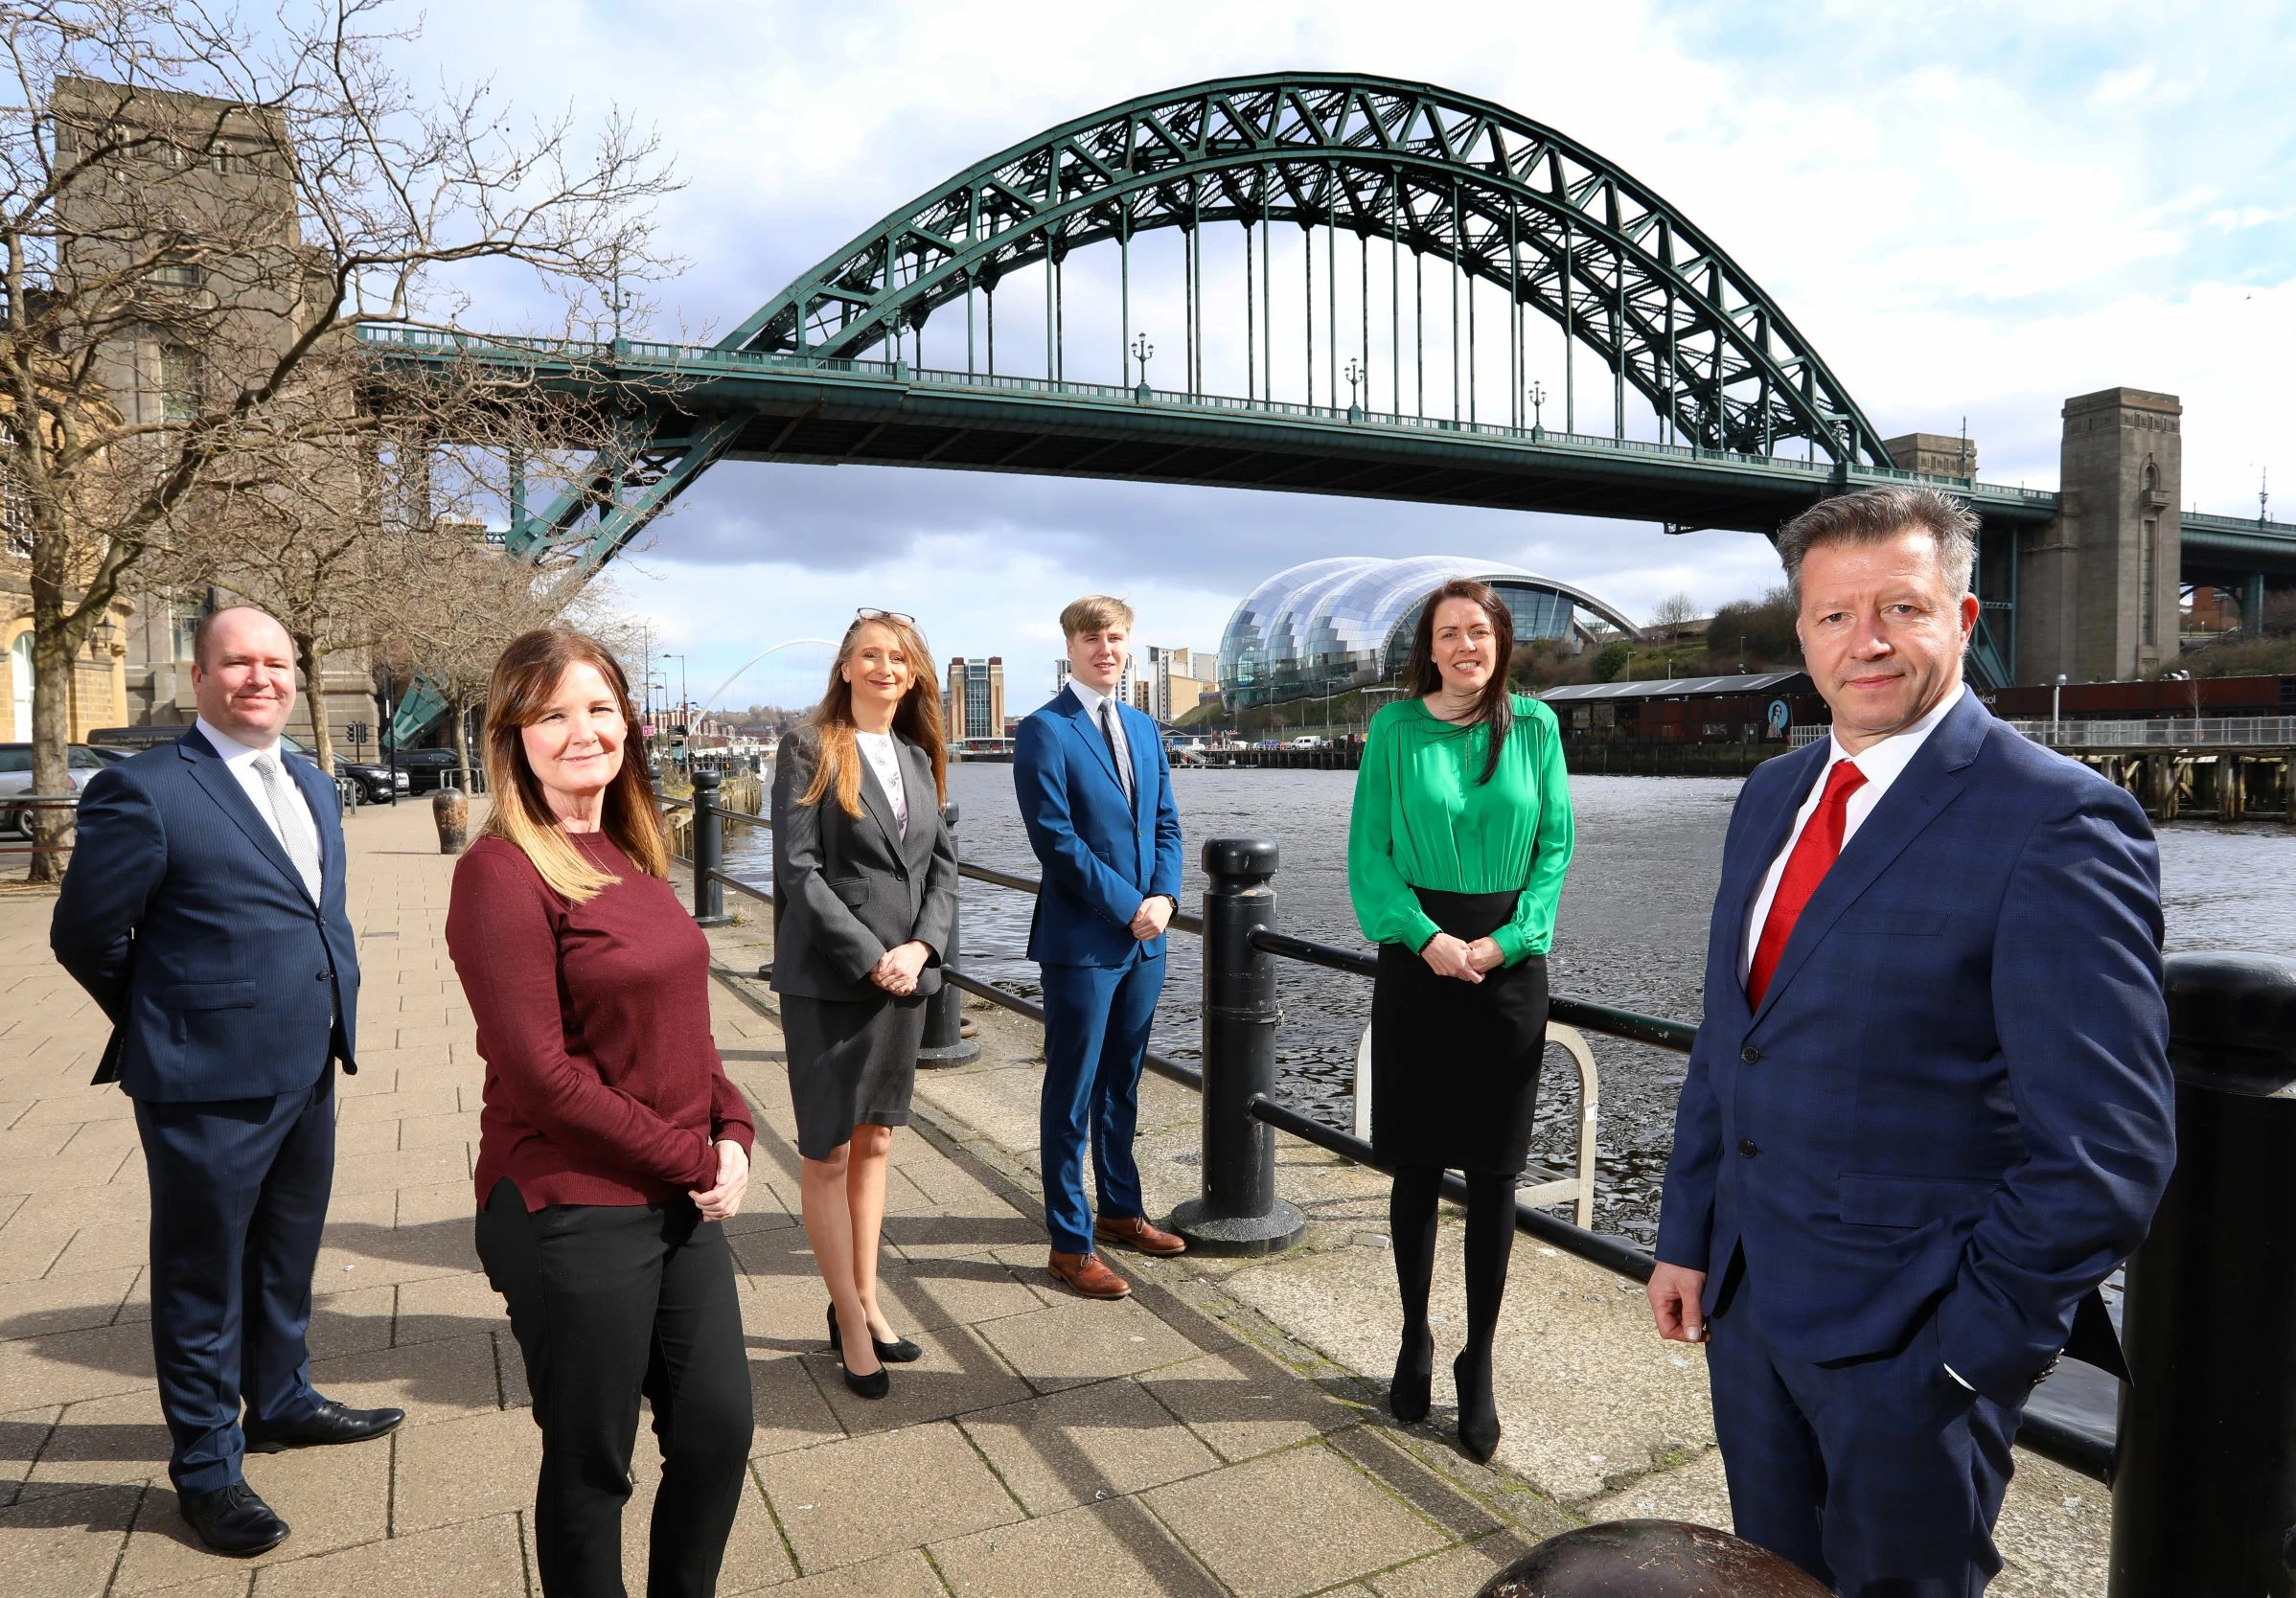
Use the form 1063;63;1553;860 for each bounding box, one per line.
1776;486;1978;604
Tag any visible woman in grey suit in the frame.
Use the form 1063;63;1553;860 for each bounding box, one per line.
771;609;957;1398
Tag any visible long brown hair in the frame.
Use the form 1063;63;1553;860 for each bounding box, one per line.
480;628;669;901
799;614;948;816
1402;579;1516;785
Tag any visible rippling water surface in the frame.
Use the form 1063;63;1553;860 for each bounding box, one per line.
727;763;2296;1244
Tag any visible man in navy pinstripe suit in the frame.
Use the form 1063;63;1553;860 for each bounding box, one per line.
1646;489;2176;1596
53;606;401;1556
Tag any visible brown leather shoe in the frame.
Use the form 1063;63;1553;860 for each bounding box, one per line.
1047;1249;1131;1299
1094;1215;1187;1257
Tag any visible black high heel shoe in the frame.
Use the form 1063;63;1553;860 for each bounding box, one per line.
828;1303;922;1366
1454;1347;1501;1463
825;1305;889;1400
1388;1324;1433;1424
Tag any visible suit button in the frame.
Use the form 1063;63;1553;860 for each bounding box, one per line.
1739;1045;1762;1064
316;970;330;982
1737;1139;1759;1158
894;868;908;881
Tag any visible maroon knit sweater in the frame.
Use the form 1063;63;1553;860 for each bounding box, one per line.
448;831;755;1210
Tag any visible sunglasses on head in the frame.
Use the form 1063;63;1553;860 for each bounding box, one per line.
852;607;916;628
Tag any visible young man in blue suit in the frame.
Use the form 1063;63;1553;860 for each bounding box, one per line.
1014;595;1186;1299
1646;489;2176;1596
53;606;401;1557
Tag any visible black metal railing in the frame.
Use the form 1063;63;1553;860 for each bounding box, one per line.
0;792;81;858
676;784;2296;1524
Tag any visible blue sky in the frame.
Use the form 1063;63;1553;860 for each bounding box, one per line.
398;0;2295;703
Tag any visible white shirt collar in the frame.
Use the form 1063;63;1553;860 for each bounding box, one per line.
1068;676;1116;720
195;715;281;767
1826;684;1965;793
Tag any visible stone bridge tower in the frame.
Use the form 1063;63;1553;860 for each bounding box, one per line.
2019;388;2182;685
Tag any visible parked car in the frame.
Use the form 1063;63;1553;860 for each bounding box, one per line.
335;757;411;804
393;746;474;794
0;743;115;834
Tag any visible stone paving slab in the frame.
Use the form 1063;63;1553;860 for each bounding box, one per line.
3;800;1592;1598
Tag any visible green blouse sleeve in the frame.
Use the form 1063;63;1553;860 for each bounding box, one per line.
1493;700;1574;965
1348;710;1442;952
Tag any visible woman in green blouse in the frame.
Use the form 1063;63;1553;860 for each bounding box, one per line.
1347;579;1574;1463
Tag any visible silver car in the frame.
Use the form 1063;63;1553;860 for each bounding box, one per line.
0;742;124;834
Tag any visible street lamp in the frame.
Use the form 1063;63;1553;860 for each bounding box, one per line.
2052;672;2069;739
1132;332;1154;398
1344;357;1365;419
1527;380;1547;439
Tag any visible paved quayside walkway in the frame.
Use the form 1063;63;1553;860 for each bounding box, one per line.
0;798;2108;1596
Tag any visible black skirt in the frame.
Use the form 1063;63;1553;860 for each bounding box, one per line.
780;991;926;1161
1369;886;1550;1176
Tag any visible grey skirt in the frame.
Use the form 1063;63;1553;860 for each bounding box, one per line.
781;991;927;1160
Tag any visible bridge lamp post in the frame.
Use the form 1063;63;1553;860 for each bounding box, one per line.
1528;381;1547;440
2053;672;2069;739
1344;358;1365;422
1132;333;1153;400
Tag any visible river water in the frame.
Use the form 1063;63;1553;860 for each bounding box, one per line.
725;763;2296;1244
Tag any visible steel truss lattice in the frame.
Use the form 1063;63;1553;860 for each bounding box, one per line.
723;73;1892;468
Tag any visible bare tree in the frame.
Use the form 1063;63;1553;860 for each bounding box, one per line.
1648;592;1702;632
1;0;676;878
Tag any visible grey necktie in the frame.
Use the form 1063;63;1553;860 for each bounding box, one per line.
1100;699;1134;803
252;753;322;902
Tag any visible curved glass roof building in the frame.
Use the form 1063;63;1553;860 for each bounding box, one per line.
1218;556;1641;709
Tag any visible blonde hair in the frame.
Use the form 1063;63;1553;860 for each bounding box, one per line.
479;628;668;902
798;614;949;817
1059;594;1135;639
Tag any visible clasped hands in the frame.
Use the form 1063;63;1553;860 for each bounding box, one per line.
688;1139;749;1221
868;940;932;995
1129;896;1174;943
1418;931;1504;983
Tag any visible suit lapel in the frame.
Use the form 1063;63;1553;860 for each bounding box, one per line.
1726;740;1826;1000
179;734;312;904
898;736;938;869
1751;693;1987;1023
1062;687;1128;795
854;741;904;856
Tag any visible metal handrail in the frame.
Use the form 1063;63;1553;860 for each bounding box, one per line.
678;784;2107;1483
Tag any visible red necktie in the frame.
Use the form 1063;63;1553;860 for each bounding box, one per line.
1745;759;1869;1010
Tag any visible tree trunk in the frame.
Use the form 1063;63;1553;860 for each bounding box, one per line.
452;699;473;792
297;636;335;769
24;621;77;883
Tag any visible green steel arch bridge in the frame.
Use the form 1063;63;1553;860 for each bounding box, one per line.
368;73;2296;738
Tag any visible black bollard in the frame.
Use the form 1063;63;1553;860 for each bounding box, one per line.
1476;1521;1831;1597
1169;838;1305;1255
917;803;979;1067
2108;951;2296;1597
691;769;732;928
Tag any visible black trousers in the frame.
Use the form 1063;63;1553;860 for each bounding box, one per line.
477;1180;753;1598
134;1066;335;1494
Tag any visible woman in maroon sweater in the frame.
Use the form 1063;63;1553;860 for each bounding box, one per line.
447;628;755;1598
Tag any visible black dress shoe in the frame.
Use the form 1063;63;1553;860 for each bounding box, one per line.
825;1305;890;1399
179;1481;289;1556
243;1399;405;1453
828;1303;922;1364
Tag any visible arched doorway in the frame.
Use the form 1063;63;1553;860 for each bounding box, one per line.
9;631;31;742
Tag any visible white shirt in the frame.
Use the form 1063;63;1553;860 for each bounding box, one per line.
1066;676;1133;791
856;730;907;837
195;715;321;881
1736;687;1964;988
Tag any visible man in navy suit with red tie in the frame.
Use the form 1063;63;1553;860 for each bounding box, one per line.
53;606;401;1557
1647;489;2176;1595
1014;595;1186;1300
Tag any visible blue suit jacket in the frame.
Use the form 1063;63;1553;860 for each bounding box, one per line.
1014;687;1183;968
51;728;360;1101
1653;688;2174;1405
